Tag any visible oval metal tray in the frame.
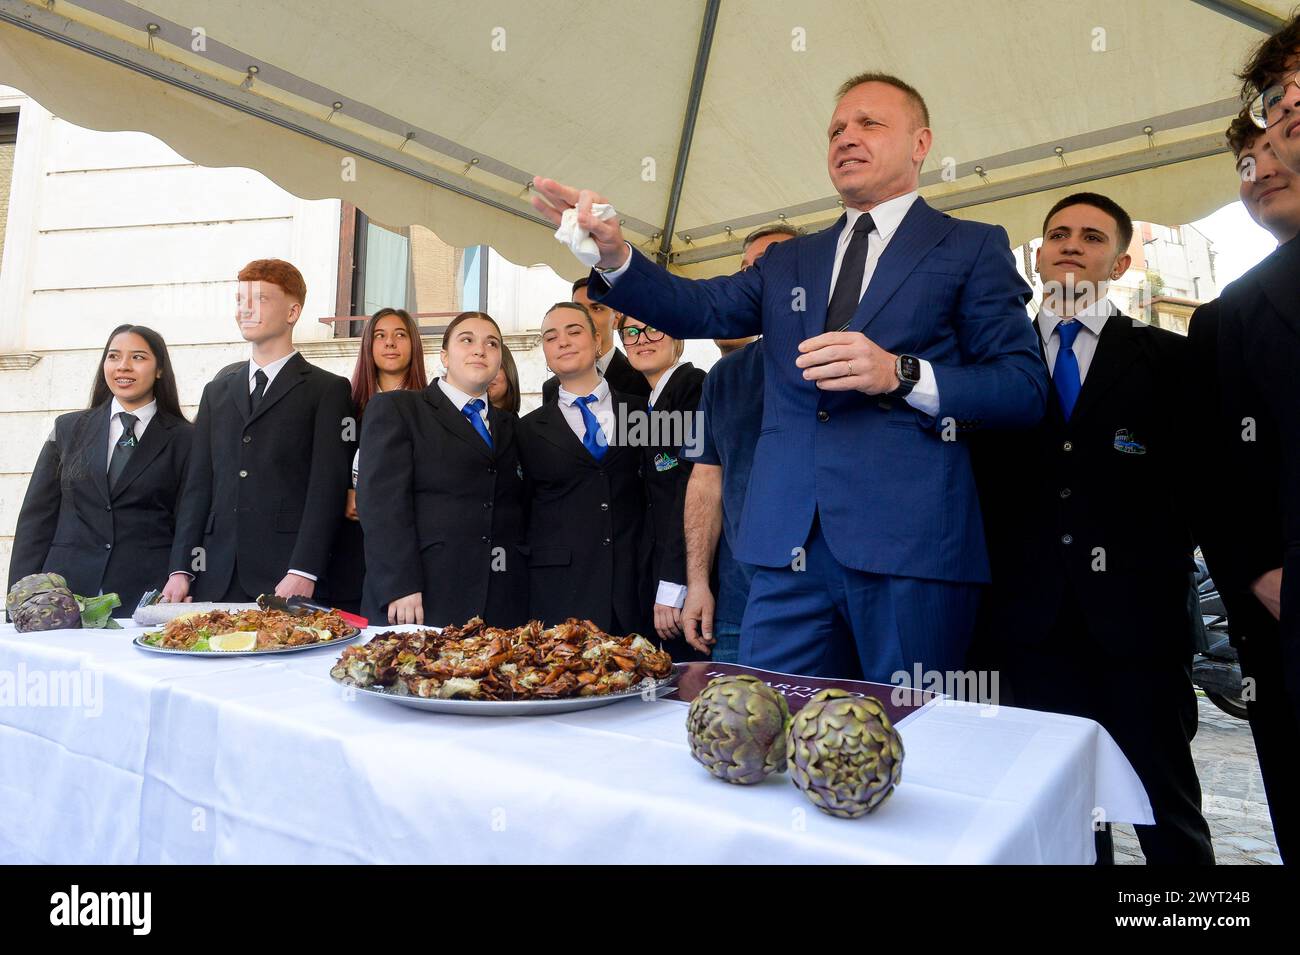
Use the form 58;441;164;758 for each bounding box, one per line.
331;668;680;715
133;627;362;657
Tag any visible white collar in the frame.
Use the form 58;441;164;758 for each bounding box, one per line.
649;361;683;407
842;191;920;243
249;350;297;383
1039;298;1115;341
437;376;488;411
558;376;611;407
109;397;158;427
596;346;617;375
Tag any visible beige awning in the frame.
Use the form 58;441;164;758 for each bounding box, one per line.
0;0;1289;279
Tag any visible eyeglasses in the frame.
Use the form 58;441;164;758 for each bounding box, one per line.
1248;69;1300;129
619;325;666;344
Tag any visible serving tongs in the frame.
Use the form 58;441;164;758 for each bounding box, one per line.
256;593;368;630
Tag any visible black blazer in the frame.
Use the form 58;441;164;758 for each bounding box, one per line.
972;312;1197;662
542;346;651;404
169;353;354;601
641;363;706;597
517;389;648;633
1188;299;1284;648
356;381;529;628
1207;238;1300;652
9;404;193;612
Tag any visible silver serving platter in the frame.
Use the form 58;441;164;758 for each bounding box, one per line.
133;627;362;657
331;668;680;716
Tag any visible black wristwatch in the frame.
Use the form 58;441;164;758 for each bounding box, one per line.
890;354;921;398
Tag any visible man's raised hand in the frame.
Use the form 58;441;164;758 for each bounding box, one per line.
530;176;630;270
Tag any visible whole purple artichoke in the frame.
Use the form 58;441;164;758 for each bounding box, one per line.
6;573;69;617
687;674;790;784
787;689;904;818
12;590;82;633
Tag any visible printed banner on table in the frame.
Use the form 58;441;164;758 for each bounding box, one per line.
669;661;940;726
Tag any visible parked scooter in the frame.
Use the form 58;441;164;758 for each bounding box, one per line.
1192;553;1247;721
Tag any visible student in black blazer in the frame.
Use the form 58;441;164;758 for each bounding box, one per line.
518;302;648;635
616;313;707;655
332;307;429;615
971;194;1213;864
1190;114;1300;862
358;311;528;628
10;325;192;613
162;259;353;604
540;277;651;404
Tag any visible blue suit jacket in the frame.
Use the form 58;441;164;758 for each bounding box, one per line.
591;197;1047;584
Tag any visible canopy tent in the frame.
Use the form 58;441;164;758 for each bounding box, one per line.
0;0;1288;279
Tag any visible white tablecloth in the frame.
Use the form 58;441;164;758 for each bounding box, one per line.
0;623;1152;864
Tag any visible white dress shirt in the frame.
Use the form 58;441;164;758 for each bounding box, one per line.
1038;299;1115;384
647;362;686;608
602;191;940;416
557;377;616;444
106;398;157;470
437;377;492;432
249;350;297;394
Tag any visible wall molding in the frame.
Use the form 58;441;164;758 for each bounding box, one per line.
0;352;42;370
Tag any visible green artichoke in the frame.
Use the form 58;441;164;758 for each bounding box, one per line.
687;674;790;784
6;573;70;617
13;590;83;633
787;689;903;818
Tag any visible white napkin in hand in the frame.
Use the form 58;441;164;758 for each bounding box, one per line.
555;203;618;267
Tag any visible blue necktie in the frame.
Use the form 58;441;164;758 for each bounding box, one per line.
576;394;608;460
462;398;492;447
1053;320;1083;421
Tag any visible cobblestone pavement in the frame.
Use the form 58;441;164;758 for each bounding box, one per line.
1115;694;1280;865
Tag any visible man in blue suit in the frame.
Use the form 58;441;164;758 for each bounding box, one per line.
531;72;1047;682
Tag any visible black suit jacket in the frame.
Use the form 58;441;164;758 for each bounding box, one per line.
169;353;354;601
972;312;1196;662
541;346;650;404
356;381;529;628
641;363;706;598
10;404;193;612
517;389;648;633
1188;299;1284;648
1207;237;1300;651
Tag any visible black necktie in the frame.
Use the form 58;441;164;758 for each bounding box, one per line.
824;213;875;333
108;411;138;489
250;369;268;413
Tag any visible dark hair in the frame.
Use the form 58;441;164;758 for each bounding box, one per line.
1226;108;1264;158
743;223;800;249
835;72;930;128
90;324;184;420
1237;13;1300;101
571;276;590;295
350;307;428;416
1041;192;1134;252
492;341;522;414
442;311;503;351
543;301;596;337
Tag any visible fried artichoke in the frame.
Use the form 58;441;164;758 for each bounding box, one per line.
787;688;903;818
687;674;790;785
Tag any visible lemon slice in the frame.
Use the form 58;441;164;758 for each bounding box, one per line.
208;631;258;652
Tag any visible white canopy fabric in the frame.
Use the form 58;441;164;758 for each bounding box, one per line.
0;0;1289;279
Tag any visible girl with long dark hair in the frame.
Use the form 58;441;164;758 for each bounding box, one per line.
9;325;193;612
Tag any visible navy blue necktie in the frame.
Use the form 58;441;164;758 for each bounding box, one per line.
462;398;492;447
825;213;875;333
576;394;608;460
1053;320;1083;420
